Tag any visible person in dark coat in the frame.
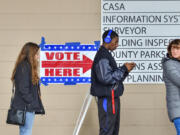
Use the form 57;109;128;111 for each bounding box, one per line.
11;42;45;135
90;30;135;135
162;39;180;135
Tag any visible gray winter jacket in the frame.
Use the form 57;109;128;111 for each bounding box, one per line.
162;56;180;122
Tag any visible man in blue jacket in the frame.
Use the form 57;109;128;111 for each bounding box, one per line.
90;30;135;135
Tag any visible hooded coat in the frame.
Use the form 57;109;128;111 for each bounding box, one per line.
162;56;180;122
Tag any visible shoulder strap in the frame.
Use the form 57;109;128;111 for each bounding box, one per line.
12;81;15;95
10;81;15;108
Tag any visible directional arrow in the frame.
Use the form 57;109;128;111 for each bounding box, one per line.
42;55;93;74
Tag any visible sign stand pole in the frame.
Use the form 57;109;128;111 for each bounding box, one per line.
73;90;93;135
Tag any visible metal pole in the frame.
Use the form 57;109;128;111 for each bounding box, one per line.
73;90;92;135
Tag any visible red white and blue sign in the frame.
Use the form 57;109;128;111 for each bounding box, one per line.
39;37;100;85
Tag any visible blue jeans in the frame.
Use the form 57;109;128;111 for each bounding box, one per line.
19;112;35;135
174;118;180;135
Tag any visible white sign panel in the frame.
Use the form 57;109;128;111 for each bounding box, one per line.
40;37;100;85
101;0;180;83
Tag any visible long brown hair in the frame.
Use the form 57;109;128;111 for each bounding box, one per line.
168;39;180;58
11;42;40;85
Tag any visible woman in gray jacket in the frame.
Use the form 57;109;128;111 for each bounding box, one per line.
162;39;180;135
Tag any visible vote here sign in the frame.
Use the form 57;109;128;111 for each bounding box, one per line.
39;37;100;85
